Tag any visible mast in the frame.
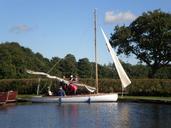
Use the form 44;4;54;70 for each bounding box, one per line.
94;9;98;94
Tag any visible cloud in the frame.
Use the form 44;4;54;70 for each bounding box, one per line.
105;11;137;23
10;24;32;33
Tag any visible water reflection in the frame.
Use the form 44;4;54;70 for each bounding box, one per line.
58;104;79;128
57;103;122;128
0;102;171;128
116;103;171;128
0;103;16;111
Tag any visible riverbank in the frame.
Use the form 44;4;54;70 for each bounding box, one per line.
118;96;171;104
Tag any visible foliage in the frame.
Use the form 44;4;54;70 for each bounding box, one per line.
49;57;62;76
110;9;171;78
59;54;77;77
0;42;50;78
0;42;170;80
127;79;171;96
77;58;92;78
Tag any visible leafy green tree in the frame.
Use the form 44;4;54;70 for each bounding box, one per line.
98;64;113;78
0;43;20;78
49;57;62;76
59;54;77;77
77;58;92;78
0;63;16;79
110;9;171;78
155;66;171;79
105;63;118;78
34;53;50;71
130;64;149;78
0;42;50;78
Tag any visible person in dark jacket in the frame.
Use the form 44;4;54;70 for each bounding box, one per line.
58;86;66;96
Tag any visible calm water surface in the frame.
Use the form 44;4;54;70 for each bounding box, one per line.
0;102;170;128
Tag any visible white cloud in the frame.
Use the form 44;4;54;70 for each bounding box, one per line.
105;11;137;23
10;24;32;33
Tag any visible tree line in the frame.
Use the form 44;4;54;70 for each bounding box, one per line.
0;42;170;79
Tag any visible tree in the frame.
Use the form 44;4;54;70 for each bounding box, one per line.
110;9;171;78
0;63;16;79
130;64;149;78
0;42;51;78
77;58;91;78
50;57;62;76
59;54;77;77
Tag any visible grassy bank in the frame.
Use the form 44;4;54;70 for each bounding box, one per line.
118;96;171;104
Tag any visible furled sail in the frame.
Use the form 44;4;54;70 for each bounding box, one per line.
26;70;96;92
26;70;69;84
101;28;131;88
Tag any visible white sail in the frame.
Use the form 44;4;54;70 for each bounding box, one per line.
101;28;131;88
26;69;69;84
26;69;96;92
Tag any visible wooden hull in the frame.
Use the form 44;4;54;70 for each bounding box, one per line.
0;91;17;104
27;93;118;103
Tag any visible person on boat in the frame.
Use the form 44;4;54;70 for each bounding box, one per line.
68;83;78;95
73;75;78;83
60;80;69;94
58;86;66;96
68;74;78;94
70;75;78;83
47;86;53;96
69;75;74;82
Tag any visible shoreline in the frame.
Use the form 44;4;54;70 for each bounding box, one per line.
118;96;171;104
15;95;171;104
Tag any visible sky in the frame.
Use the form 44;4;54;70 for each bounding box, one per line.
0;0;170;65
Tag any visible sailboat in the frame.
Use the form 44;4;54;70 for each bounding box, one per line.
0;91;17;105
25;69;118;103
24;10;130;103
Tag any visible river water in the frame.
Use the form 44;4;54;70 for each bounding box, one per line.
0;102;170;128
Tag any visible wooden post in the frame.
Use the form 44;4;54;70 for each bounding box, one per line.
37;78;40;95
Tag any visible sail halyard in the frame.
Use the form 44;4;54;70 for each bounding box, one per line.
101;28;131;88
